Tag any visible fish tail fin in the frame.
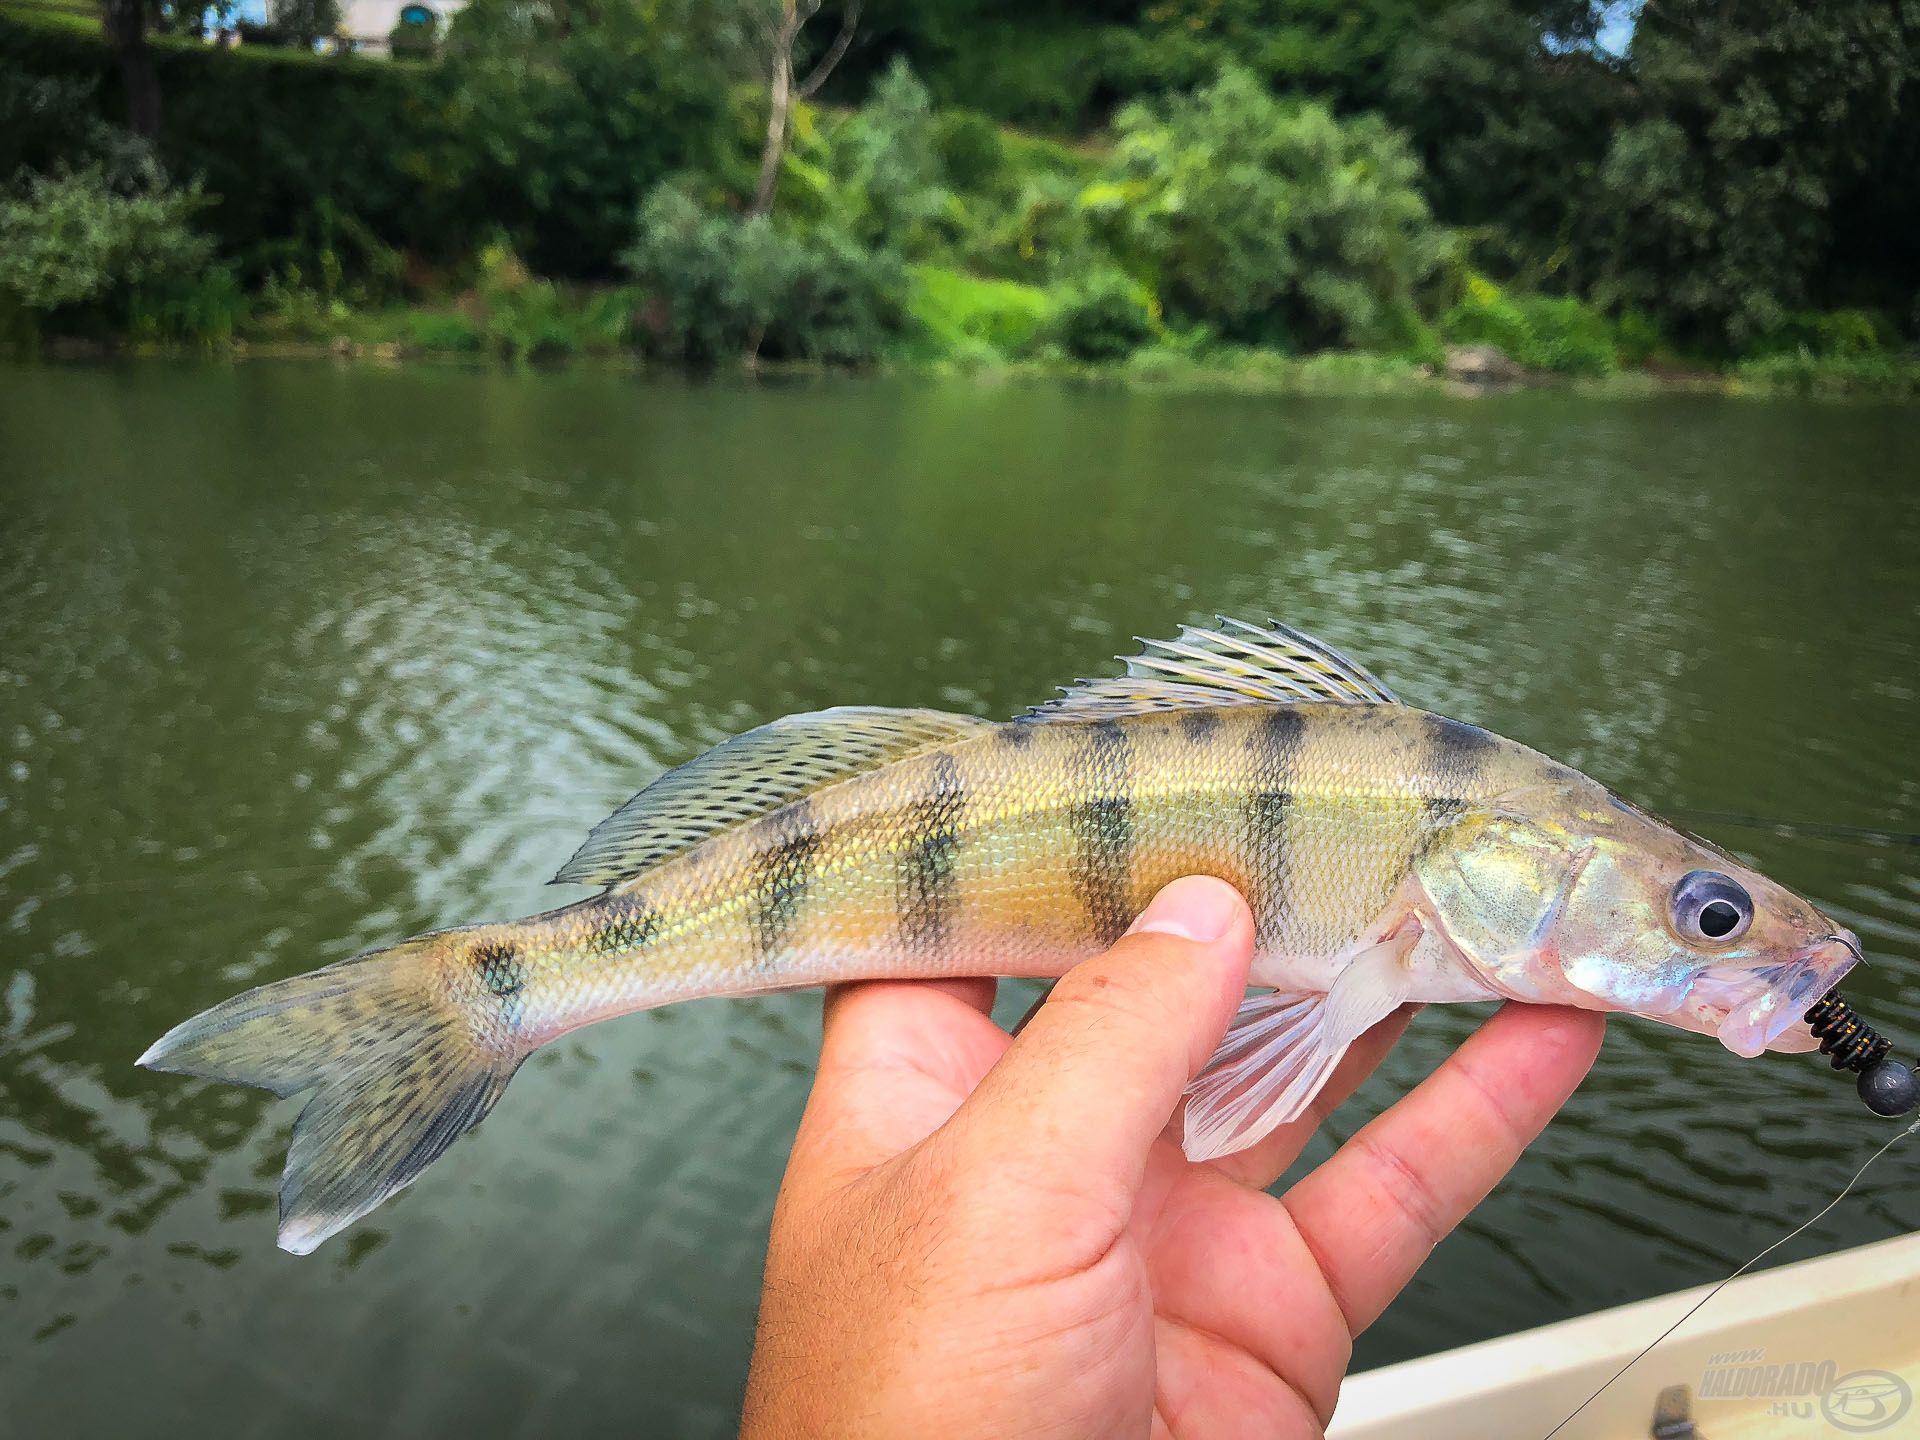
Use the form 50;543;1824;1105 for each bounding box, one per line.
137;934;520;1255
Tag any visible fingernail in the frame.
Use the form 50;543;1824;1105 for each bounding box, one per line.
1129;877;1240;943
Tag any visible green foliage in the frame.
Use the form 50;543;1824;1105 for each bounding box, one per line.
405;308;483;353
1123;342;1431;394
1592;1;1913;347
1043;266;1154;361
906;263;1053;359
1099;66;1445;349
903;21;1142;132
250;267;350;339
266;0;342;48
1385;0;1614;283
438;0;731;278
4;0;1914;387
0;4;727;285
622;183;905;365
932;108;1006;194
1611;309;1666;368
1734;352;1920;399
126;264;245;346
468;244;642;361
1442;273;1617;376
0;67;125;180
1747;308;1900;360
821;60;951;254
0;161;216;331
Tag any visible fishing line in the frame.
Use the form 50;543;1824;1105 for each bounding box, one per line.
1669;808;1920;848
1540;1116;1920;1440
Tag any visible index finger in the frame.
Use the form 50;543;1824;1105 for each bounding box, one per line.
1280;1002;1604;1334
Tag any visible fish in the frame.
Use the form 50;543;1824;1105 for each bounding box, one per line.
138;617;1863;1254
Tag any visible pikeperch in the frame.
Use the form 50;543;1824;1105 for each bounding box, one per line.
139;618;1862;1254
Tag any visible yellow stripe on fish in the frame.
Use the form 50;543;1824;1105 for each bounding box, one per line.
138;617;1862;1254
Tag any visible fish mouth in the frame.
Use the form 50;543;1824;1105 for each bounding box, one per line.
1696;934;1863;1059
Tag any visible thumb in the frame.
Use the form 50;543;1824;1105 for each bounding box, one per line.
948;876;1254;1195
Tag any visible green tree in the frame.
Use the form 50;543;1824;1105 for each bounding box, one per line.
269;0;342;48
438;0;730;276
749;0;861;216
1592;0;1914;345
825;58;949;251
1385;1;1618;281
100;0;164;139
1098;66;1445;349
0;160;212;320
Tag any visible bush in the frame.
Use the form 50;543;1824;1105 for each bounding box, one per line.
932;109;1007;195
1099;66;1446;350
1746;308;1900;361
1734;352;1920;398
0;161;216;333
484;280;582;362
127;265;245;345
0;6;727;284
440;1;730;277
406;308;483;352
622;183;905;365
1442;274;1617;376
0;67;126;181
1044;267;1154;361
823;59;951;255
905;264;1053;360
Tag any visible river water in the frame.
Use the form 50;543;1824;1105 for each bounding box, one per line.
3;360;1917;1435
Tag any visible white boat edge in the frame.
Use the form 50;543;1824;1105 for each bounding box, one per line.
1329;1230;1920;1439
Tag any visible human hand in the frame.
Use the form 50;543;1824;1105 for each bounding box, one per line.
741;876;1605;1439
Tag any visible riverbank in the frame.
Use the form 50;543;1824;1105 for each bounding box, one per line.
8;11;1918;412
9;329;1916;402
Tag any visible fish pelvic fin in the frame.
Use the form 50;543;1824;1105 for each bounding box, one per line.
1182;931;1416;1162
137;936;520;1255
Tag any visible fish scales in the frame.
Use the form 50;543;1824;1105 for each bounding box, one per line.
139;617;1863;1254
500;705;1553;1047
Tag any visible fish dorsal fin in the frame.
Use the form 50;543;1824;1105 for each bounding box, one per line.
1027;617;1398;720
554;707;995;888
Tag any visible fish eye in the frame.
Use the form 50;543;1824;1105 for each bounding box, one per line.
1671;870;1753;945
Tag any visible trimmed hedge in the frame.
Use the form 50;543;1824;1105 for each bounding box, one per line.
1;17;440;272
0;12;722;280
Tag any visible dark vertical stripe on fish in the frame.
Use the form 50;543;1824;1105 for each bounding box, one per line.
471;940;527;1032
1071;720;1134;945
752;800;823;960
1245;707;1305;949
590;898;663;957
1179;709;1223;744
899;753;967;951
1422;714;1498;821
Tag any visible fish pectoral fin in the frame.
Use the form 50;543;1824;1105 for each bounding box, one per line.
1182;931;1417;1163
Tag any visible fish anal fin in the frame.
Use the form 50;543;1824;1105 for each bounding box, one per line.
1028;617;1398;722
554;707;995;889
1182;930;1417;1163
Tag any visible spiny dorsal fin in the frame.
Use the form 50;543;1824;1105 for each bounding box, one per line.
553;707;995;889
1026;617;1398;721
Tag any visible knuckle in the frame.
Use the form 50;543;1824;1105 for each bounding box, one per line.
1350;1128;1451;1251
1048;944;1184;1033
